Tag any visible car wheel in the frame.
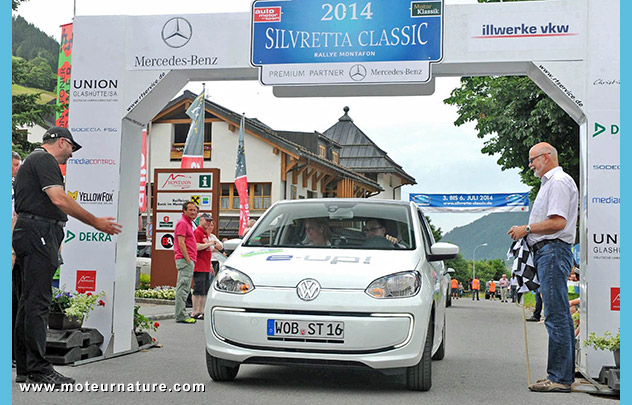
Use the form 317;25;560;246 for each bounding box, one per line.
446;293;452;307
406;318;433;391
206;350;240;382
432;314;446;361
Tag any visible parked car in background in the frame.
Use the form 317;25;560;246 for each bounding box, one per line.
136;241;152;275
204;199;459;391
445;268;455;307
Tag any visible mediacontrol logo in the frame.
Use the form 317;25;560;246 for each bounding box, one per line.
67;158;117;166
68;190;115;204
591;196;620;205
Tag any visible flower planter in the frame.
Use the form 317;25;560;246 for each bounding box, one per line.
136;332;153;347
614;349;620;368
48;312;83;330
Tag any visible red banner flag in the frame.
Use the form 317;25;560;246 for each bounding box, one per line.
139;129;147;212
235;114;250;236
56;23;73;175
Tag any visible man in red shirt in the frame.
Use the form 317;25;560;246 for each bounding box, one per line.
174;202;198;324
192;213;222;319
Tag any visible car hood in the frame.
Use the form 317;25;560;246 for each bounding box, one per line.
223;246;421;289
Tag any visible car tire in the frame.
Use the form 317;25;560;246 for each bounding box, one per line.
206;350;240;382
406;318;433;391
432;314;446;361
446;293;452;307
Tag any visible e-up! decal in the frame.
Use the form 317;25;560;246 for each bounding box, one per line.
241;249;285;258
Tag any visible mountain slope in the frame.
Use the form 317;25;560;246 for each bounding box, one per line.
441;211;530;261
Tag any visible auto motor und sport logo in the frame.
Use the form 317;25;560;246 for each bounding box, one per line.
68;190;115;205
162;17;192;48
254;7;282;23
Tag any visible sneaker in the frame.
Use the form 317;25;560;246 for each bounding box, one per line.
528;378;571;392
27;370;75;387
526;317;540;322
15;375;27;383
176;317;197;324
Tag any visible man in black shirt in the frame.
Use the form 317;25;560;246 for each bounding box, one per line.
12;127;122;387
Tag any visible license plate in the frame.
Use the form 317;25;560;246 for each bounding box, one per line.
267;319;344;339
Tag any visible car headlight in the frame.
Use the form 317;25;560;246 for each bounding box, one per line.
214;266;255;294
365;271;420;299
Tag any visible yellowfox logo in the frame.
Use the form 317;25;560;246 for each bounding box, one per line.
68;190;78;200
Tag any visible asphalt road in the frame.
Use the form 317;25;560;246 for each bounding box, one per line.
13;298;619;404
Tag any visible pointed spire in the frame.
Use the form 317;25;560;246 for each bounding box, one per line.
339;106;353;122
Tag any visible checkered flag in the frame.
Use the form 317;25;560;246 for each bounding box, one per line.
507;238;539;300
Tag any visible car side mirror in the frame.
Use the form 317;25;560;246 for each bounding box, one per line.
427;242;459;262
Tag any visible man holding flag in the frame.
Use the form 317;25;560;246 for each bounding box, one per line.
181;90;205;168
235;114;250;236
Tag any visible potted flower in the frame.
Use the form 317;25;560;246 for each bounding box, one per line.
584;329;620;368
133;304;160;347
50;287;106;329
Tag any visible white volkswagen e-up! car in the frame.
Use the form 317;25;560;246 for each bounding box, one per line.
204;199;458;390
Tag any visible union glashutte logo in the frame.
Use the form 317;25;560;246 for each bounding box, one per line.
162;17;192;48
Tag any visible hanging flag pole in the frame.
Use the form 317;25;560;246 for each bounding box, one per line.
235;113;250;237
180;86;205;168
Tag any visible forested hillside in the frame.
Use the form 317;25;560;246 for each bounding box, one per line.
12;15;59;91
441;210;530;261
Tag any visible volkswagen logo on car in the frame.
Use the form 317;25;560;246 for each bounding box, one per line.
296;279;321;301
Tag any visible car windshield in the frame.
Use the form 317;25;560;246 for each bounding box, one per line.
243;201;415;250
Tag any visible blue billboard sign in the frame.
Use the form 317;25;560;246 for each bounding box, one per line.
251;0;444;66
410;192;530;213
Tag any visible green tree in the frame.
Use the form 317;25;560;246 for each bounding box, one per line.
426;215;442;242
445;254;470;283
12;57;55;155
444;76;579;199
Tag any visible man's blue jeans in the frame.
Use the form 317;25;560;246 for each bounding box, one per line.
535;241;575;385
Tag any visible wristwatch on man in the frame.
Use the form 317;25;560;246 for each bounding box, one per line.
525;225;531;233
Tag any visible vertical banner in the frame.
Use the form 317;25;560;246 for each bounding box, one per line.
235;114;250;236
56;22;73;175
180;90;205;168
139;129;147;212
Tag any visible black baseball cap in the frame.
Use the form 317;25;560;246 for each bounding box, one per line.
43;126;82;152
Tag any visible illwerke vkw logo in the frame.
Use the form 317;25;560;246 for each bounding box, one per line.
162;17;192;48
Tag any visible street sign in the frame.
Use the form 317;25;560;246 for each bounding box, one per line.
251;0;443;85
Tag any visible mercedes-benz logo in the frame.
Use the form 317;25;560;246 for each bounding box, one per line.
349;64;367;81
162;17;192;48
296;279;321;301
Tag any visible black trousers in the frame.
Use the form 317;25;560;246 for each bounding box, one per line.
12;217;63;376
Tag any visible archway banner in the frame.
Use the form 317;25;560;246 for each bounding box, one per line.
410;192;529;212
